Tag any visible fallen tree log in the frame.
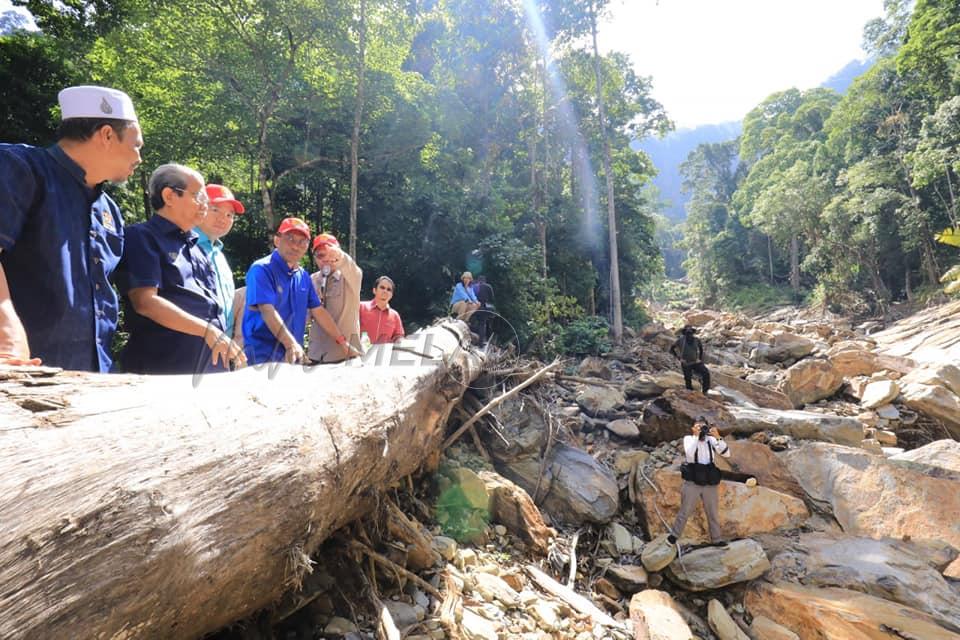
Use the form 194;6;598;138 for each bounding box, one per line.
0;321;482;640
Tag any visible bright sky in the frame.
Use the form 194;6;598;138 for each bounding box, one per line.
599;0;885;129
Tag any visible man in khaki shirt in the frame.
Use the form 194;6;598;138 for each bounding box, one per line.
308;233;362;363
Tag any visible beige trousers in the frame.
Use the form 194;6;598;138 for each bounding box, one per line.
672;480;722;542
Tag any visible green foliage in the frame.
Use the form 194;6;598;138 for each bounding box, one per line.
720;283;794;313
559;315;611;356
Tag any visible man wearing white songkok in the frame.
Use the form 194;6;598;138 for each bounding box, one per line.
0;85;143;371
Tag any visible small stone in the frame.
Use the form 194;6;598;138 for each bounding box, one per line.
457;548;478;568
493;524;507;536
608;522;635;555
461;608;498;640
875;429;897;446
606;418;640;439
860;438;883;454
529;600;560;630
768;434;791;451
323;617;358;635
432;536;457;562
876;404;900;420
745;477;757;488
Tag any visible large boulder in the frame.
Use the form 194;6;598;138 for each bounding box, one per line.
477;470;556;554
683;310;722;327
766;533;960;632
900;382;960;438
901;362;960;395
710;367;793;410
575;386;625;418
780;443;960;577
890;439;960;475
780;358;844;408
636;467;808;543
749;332;815;364
666;538;770;591
745;582;960;640
715;440;805;500
640;389;735;445
577;356;613;380
496;443;618;525
724;405;864;446
629;590;695;640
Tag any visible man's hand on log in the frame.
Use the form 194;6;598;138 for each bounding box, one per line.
206;328;247;370
284;341;306;364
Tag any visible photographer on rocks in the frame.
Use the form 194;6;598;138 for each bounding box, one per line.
668;416;730;545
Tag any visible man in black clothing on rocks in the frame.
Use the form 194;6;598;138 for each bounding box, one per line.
670;325;710;394
470;275;495;343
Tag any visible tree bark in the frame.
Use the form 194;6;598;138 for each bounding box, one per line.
789;234;800;294
349;0;367;259
0;322;481;640
589;5;622;343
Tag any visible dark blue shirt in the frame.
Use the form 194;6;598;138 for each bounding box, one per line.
116;214;226;375
0;144;123;372
243;250;320;364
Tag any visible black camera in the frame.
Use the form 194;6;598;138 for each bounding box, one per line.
697;421;709;440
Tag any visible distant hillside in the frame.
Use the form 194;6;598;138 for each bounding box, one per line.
639;58;874;223
637;121;741;221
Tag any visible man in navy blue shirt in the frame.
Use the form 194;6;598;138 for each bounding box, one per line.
0;85;143;371
243;217;349;365
117;164;246;375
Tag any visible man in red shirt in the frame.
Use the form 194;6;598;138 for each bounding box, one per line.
359;275;404;344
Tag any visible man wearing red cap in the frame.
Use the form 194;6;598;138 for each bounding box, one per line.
307;233;362;363
196;184;244;332
242;218;349;365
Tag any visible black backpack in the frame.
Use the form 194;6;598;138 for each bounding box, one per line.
680;440;722;486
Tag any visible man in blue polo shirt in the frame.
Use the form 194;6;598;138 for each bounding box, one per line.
117;164;246;375
243;217;349;365
0;85;143;371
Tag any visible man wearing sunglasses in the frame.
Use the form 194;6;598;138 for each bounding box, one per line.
242;218;349;365
359;275;405;345
117;163;246;374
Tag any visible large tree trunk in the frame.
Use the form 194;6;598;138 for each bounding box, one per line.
589;4;623;344
348;0;367;259
0;323;481;640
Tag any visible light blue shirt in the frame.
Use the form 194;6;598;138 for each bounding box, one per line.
450;281;478;305
195;228;235;330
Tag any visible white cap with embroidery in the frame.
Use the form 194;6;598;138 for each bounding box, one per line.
58;85;138;121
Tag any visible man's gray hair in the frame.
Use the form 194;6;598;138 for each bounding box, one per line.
148;163;203;211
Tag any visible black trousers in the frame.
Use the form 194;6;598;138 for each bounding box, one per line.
682;362;711;393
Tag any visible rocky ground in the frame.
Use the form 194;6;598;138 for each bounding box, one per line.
213;301;960;640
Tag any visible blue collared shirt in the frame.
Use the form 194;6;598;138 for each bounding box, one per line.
243;250;320;364
0;143;123;372
116;214;226;375
195;228;235;330
450;282;478;305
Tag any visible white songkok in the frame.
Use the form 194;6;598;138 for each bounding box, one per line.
58;85;138;122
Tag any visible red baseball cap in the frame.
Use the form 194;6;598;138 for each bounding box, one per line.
276;217;311;239
204;184;245;214
312;233;340;252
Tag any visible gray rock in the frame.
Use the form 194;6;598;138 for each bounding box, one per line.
384;601;421;628
890;439;960;474
641;533;677;572
707;599;750;640
497;443;618;525
606;564;648;592
576;386;625;417
667;539;770;591
726;405;863;446
606;418;640;439
766;533;960;633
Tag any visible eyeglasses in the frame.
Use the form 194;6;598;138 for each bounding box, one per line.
171;186;210;206
280;233;309;247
